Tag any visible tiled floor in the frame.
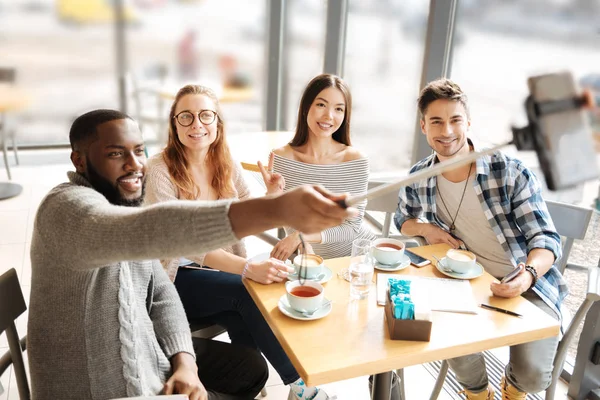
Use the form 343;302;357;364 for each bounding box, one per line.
0;150;572;399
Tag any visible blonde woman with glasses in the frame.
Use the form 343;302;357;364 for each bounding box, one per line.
145;84;334;400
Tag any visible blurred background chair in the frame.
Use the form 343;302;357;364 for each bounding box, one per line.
365;179;426;246
428;199;598;400
127;63;170;145
0;67;20;180
0;268;30;400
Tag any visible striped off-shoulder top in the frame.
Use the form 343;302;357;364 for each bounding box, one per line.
273;153;376;259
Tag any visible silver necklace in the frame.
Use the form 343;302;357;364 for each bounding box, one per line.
437;162;473;232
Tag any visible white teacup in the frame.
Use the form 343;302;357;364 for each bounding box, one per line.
292;254;324;279
445;249;477;274
285;280;325;313
371;238;405;265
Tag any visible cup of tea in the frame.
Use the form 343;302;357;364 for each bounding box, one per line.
445;249;477;273
285;280;325;312
371;238;405;265
292;254;324;279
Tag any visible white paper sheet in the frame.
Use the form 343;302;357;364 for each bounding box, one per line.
377;273;478;314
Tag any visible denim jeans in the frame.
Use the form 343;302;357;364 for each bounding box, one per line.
446;290;560;393
174;267;300;384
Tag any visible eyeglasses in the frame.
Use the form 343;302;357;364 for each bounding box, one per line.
174;110;217;127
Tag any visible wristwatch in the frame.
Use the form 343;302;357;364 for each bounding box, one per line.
524;264;538;290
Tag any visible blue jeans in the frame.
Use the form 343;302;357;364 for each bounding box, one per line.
174;267;300;384
447;290;560;393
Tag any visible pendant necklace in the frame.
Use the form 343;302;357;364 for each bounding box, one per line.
437;162;473;232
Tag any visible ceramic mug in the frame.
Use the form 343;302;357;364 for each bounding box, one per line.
371;238;405;265
445;249;477;274
292;254;324;279
285;280;325;312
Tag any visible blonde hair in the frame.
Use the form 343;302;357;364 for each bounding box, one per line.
163;85;234;200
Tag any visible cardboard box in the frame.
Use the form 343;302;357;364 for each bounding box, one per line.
384;292;432;342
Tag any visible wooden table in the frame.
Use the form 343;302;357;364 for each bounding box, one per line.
243;244;560;399
0;86;29;200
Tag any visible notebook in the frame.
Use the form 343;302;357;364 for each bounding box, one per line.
376;273;478;314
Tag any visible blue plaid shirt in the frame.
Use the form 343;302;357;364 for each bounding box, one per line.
394;146;568;318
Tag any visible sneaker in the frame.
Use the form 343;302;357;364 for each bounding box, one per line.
287;387;336;400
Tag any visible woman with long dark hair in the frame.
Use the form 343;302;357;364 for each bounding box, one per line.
261;74;375;261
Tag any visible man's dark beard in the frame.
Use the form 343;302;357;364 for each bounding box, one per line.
85;159;145;207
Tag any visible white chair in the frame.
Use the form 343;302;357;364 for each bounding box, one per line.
364;179;426;246
127;63;170;144
428;200;599;400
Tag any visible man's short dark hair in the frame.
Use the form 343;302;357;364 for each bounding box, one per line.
69;109;133;151
417;78;470;120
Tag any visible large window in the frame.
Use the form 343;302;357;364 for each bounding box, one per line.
280;0;327;133
0;0;116;146
345;0;429;173
127;0;267;146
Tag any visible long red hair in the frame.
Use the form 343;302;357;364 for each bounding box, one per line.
163;85;235;200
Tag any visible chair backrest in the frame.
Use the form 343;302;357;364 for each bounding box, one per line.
365;180;400;238
545;200;594;273
0;268;30;399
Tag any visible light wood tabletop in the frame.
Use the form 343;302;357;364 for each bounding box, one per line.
243;243;560;386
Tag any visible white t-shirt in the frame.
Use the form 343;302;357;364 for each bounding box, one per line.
436;173;514;279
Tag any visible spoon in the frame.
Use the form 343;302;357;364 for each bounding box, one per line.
292;272;326;282
299;300;332;317
432;255;453;273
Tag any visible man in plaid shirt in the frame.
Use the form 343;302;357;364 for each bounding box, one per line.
394;79;567;400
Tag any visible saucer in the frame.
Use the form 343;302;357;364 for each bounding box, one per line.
374;254;411;272
278;295;332;321
435;257;484;280
287;265;333;284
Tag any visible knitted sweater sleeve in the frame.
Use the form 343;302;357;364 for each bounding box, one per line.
35;182;239;270
149;260;195;359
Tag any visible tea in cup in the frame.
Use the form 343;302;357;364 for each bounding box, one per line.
285;280;325;312
371;238;405;265
292;254;324;279
445;249;477;274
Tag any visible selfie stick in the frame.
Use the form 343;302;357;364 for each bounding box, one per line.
339;142;510;208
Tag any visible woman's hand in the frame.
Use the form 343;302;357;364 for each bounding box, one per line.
258;152;285;195
164;353;207;400
270;232;301;261
245;258;294;284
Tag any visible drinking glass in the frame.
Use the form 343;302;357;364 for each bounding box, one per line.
348;239;375;300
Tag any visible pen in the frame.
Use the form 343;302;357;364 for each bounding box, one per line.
480;303;523;318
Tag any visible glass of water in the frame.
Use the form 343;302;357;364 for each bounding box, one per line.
349;238;375;300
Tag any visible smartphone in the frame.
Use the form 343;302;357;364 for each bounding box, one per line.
500;265;524;284
405;249;431;267
526;72;598;190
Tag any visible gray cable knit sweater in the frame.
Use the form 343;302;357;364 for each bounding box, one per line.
28;172;239;400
